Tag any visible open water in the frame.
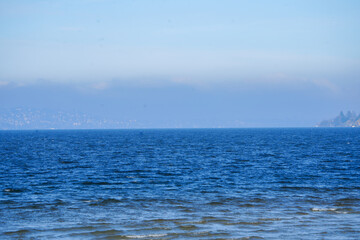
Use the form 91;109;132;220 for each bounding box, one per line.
0;128;360;239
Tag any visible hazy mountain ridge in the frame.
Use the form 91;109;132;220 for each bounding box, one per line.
318;111;360;127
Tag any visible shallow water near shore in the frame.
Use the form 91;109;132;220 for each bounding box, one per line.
1;128;360;239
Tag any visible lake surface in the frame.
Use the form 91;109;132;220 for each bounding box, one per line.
1;128;360;239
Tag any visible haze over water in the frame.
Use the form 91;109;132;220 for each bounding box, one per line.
1;0;360;127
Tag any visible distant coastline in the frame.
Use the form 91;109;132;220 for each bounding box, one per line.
317;111;360;127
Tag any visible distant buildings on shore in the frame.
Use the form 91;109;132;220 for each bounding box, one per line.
0;108;138;130
317;111;360;127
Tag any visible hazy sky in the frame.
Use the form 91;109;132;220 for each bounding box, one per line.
1;0;360;127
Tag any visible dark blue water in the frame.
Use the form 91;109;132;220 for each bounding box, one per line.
1;128;360;239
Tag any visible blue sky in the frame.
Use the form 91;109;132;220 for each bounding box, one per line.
1;0;360;127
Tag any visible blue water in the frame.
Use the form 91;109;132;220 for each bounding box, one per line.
1;128;360;239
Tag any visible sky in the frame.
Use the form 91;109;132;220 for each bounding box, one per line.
1;0;360;127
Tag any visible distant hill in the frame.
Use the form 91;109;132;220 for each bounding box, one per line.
318;111;360;127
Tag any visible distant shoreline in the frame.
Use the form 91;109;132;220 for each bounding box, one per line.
1;127;359;131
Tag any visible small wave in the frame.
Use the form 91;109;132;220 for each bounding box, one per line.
51;226;97;232
249;198;267;203
174;205;194;213
58;160;75;164
168;231;229;238
232;221;265;226
337;197;360;202
3;188;25;193
238;203;257;208
335;208;354;214
81;181;112;185
90;229;123;236
14;203;46;210
89;198;122;206
145;218;188;223
4;229;31;235
258;218;282;221
132;226;171;232
69;229;125;238
280;186;322;191
240;236;265;240
295;212;309;215
0;199;16;204
53;199;67;206
196;217;231;225
207;201;224;206
76;164;92;168
126;233;168;239
178;224;198;230
335;197;360;206
310;207;352;214
156;171;179;176
311;207;337;212
259;153;276;158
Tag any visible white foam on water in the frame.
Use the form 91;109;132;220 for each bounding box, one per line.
126;233;168;239
311;208;337;212
311;207;352;214
82;200;99;203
